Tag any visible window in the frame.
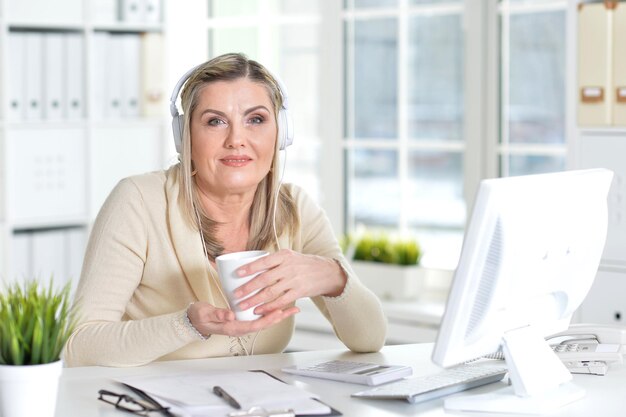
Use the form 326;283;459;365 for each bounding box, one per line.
343;1;466;265
498;0;567;177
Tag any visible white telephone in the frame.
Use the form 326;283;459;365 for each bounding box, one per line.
547;324;626;375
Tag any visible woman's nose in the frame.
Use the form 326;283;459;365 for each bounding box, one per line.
224;123;246;148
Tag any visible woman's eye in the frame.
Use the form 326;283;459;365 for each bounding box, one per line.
249;116;264;124
207;118;225;126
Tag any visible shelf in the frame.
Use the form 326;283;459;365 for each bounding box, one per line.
579;127;626;136
92;23;163;33
11;217;88;231
0;0;168;282
7;22;84;31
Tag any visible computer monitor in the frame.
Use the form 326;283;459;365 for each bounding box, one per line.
432;168;613;414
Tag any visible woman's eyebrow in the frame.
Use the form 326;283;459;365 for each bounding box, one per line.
243;105;271;116
198;105;270;118
199;108;227;118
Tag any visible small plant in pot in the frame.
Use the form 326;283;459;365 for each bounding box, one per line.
345;232;424;300
0;280;76;417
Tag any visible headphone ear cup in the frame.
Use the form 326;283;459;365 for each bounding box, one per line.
277;108;294;150
172;114;184;153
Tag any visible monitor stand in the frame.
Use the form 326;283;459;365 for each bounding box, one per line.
444;326;585;414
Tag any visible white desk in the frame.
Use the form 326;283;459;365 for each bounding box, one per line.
57;343;626;416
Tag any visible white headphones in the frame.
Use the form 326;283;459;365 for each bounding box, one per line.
169;63;294;153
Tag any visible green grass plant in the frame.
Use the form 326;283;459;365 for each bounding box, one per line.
350;232;421;266
0;280;75;366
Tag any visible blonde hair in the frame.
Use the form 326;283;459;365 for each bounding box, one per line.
178;53;298;259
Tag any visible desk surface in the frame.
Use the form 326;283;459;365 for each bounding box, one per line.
57;343;626;416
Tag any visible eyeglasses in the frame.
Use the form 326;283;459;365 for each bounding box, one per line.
98;389;171;416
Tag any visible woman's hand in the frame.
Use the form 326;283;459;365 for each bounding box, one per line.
186;301;299;337
232;249;348;316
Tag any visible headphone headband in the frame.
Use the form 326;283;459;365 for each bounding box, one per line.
169;62;294;153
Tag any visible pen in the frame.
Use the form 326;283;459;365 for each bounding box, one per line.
213;385;242;409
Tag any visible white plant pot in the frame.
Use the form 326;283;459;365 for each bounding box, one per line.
351;260;425;301
0;360;62;417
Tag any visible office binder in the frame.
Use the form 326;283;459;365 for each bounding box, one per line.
32;230;67;287
43;33;66;120
9;232;31;283
578;3;610;126
65;33;85;119
91;0;118;24
120;34;141;118
91;32;108;119
105;34;124;118
612;4;626;125
24;32;44;121
6;32;26;121
143;0;161;23
119;0;142;22
140;32;164;116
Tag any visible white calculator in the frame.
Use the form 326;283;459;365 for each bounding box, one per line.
281;360;413;386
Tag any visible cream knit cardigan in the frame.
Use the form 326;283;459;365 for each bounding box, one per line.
63;165;387;367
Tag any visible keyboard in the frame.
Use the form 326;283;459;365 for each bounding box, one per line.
281;360;413;386
351;363;508;404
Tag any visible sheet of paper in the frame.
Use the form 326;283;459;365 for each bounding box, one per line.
117;370;331;416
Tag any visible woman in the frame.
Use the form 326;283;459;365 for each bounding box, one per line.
63;53;386;367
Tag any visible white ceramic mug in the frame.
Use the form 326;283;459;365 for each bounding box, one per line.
216;250;269;321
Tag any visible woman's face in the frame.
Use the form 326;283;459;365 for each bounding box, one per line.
190;78;277;199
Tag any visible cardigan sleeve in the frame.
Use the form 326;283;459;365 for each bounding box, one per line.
293;186;387;352
63;178;199;367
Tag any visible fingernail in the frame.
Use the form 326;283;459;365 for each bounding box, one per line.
233;290;242;298
239;302;248;310
237;268;247;276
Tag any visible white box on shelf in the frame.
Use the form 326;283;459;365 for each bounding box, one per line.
89;124;162;218
7;128;87;224
579;135;626;264
579;268;626;325
6;0;82;25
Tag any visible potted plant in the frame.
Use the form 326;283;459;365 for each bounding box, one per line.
343;232;425;300
0;280;76;417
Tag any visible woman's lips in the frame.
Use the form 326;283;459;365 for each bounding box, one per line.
220;155;252;167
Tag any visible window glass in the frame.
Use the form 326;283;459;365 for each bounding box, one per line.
410;0;462;4
407;151;465;229
350;18;398;139
210;0;259;16
505;11;565;145
349;149;400;227
505;154;566;177
279;0;319;14
408;14;463;141
211;27;259;58
350;0;398;9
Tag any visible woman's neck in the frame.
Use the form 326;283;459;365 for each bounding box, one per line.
197;188;255;253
